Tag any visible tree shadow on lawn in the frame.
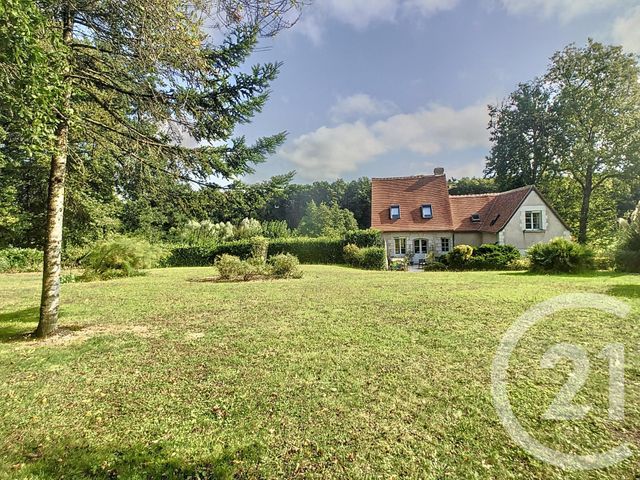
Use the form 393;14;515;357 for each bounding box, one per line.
12;441;262;480
498;271;629;279
0;307;39;342
607;284;640;299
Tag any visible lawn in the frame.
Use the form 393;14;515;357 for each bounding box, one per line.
0;266;639;479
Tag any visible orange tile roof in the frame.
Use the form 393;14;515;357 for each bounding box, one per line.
371;175;453;232
371;174;538;233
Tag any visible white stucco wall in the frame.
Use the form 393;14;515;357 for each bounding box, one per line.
499;190;571;254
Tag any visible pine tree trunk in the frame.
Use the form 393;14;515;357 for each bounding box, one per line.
35;5;73;338
577;169;593;245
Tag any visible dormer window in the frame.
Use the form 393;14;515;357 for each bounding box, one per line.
390;205;400;220
421;204;433;219
471;213;481;223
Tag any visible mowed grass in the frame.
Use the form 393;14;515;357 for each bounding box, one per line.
0;266;639;479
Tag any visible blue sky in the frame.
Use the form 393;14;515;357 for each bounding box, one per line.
236;0;640;183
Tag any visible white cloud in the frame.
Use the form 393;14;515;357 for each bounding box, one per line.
372;103;490;155
281;100;490;179
497;0;630;21
296;0;459;43
280;122;387;179
612;6;640;54
329;94;398;123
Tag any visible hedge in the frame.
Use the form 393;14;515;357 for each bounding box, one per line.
267;237;345;264
343;229;382;248
166;240;255;267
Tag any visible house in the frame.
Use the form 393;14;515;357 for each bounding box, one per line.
371;168;571;262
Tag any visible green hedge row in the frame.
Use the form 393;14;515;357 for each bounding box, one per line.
267;238;344;264
167;237;346;266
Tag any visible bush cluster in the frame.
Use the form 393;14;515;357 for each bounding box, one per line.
82;236;167;280
343;244;386;270
0;247;43;273
443;244;520;270
528;238;595;274
215;253;302;281
343;229;383;248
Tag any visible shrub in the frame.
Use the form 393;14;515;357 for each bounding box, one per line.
343;244;362;266
263;220;292;239
0;248;43;273
268;237;344;264
235;218;263;239
250;236;269;263
507;257;531;271
615;202;640;273
298;201;358;237
528;238;595;274
342;244;385;270
82;236;166;279
359;247;386;270
446;245;474;269
215;254;251;280
343;229;382;248
468;244;520;270
268;253;303;278
423;261;448;271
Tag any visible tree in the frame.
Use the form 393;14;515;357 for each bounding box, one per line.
485;80;559;190
298;201;358;237
546;40;640;243
448;177;497;195
3;1;296;337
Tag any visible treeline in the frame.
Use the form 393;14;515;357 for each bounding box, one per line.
0;168;373;248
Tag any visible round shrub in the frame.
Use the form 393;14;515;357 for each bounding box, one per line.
215;254;249;280
528;238;595;274
343;244;362;266
423;261;448;271
268;254;303;278
446;245;474;269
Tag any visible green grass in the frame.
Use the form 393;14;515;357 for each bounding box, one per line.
0;267;639;479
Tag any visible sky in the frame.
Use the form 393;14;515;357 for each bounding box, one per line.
234;0;640;184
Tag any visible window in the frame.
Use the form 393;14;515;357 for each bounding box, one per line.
525;210;543;230
471;213;481;223
441;238;450;253
421;204;433;219
394;237;407;255
414;239;428;254
390;205;400;220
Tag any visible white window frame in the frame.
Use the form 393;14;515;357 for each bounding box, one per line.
390;205;400;220
394;237;407;255
440;237;450;253
414;238;428;254
525;210;544;231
